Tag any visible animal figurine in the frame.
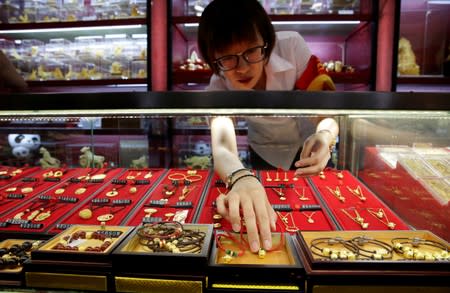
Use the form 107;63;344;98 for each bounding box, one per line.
183;155;211;170
130;155;149;169
398;37;420;75
39;147;61;168
79;146;105;168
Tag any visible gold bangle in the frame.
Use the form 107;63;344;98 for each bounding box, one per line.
167;173;186;181
186;174;202;182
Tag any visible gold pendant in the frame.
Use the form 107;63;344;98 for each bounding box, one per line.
21;187;34;194
106;189;118;197
90;174;106;180
35;211;51;221
79;208;92;219
97;213;114;222
144;208;157;217
27;209;41;221
54;188;65;195
43;171;54;178
75;187;87;195
54;171;63;177
13;211;24;219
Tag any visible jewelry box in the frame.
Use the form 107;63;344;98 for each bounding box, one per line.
0;239;42;287
112;223;213;293
295;230;450;293
207;231;303;292
24;224;133;292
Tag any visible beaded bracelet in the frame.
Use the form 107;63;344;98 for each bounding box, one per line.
391;237;449;261
225;168;252;188
351;236;393;260
310;237;359;260
228;174;260;191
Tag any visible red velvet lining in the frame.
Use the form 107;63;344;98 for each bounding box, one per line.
49;168;165;233
310;168;410;231
124;169;210;226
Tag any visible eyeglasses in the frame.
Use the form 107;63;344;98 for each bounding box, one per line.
213;44;268;71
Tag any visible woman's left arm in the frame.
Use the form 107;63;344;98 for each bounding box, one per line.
294;118;339;176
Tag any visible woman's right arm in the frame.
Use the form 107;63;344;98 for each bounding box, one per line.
211;116;276;253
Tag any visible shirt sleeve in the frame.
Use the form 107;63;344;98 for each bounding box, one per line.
291;32;312;80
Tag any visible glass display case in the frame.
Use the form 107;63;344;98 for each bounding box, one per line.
0;91;448;292
0;0;150;92
395;0;450;92
170;0;377;91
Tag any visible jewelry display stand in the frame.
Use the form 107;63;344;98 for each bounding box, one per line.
208;231;303;292
309;169;411;231
25;224;133;292
0;239;41;287
49;168;165;233
112;223;213;292
0;168;123;238
296;230;450;293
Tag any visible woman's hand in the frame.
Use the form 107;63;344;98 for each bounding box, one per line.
293;130;332;176
215;175;277;253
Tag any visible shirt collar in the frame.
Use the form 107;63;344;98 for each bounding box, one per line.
264;52;296;90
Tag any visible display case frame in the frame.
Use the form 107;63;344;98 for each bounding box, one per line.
0;90;448;292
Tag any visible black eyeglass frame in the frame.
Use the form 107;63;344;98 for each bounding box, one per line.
213;43;268;71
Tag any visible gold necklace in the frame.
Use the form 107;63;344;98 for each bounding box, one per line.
346;185;366;202
276;211;299;232
367;208;396;229
341;208;369;229
326;186;345;202
294;187;310;201
272;188;286;201
301;212;316;224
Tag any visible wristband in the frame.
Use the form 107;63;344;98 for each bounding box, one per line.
228;174;260;191
225;168;251;189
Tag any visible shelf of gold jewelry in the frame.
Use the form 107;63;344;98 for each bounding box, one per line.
295;230;450;273
112;223;213;275
207;232;303;292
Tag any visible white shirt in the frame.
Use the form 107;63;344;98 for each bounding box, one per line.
207;31;313;170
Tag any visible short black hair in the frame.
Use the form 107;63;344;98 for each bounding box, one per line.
198;0;276;75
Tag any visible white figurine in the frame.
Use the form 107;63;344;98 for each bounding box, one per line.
79;146;105;168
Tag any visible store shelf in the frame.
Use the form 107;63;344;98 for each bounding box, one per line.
0;18;146;31
394;0;450;92
0;2;150;92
